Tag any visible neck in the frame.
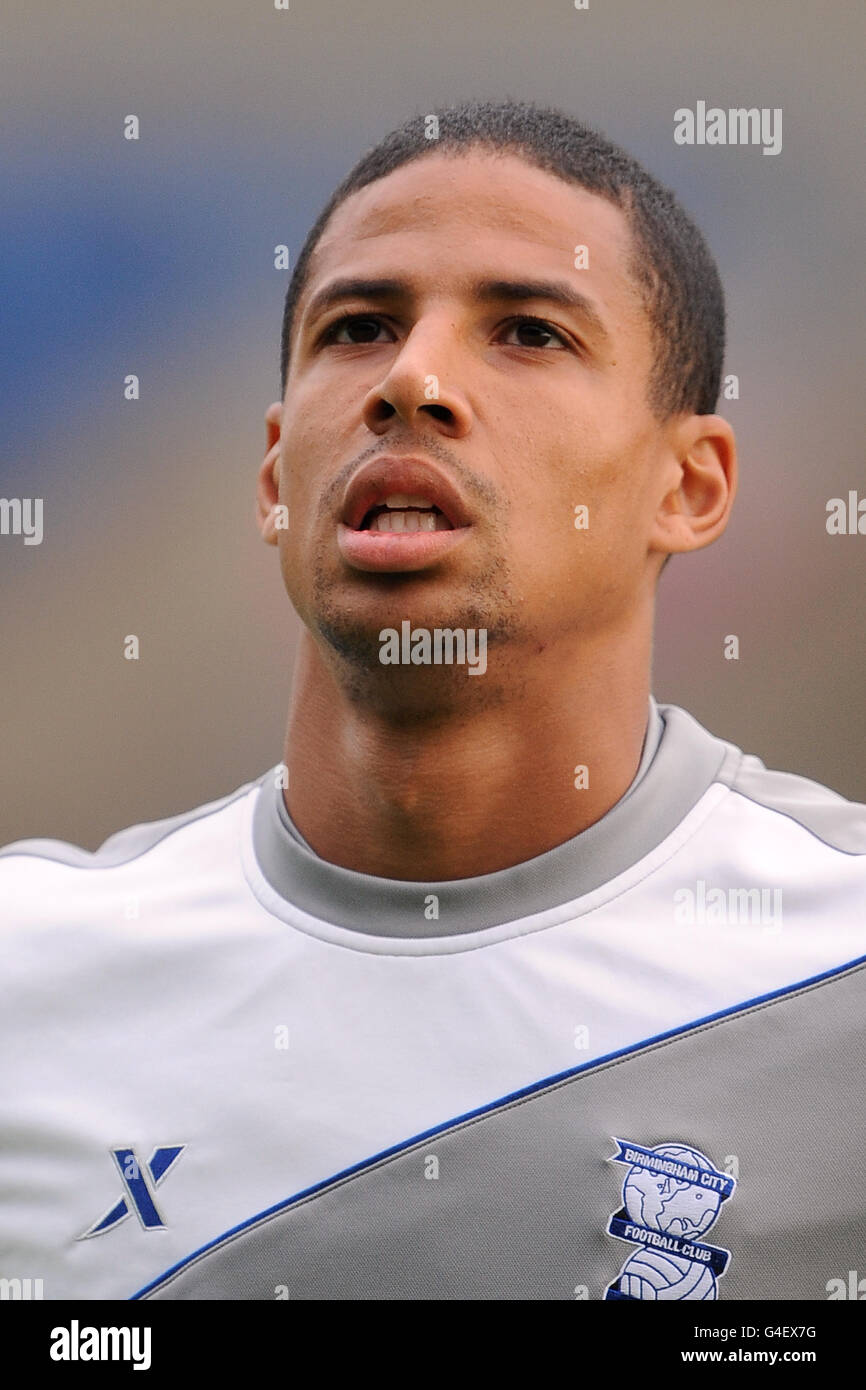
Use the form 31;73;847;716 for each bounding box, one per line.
282;617;654;881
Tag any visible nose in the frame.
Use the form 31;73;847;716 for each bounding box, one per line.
361;316;473;440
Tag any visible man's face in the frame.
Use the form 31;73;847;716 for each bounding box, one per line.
273;149;677;680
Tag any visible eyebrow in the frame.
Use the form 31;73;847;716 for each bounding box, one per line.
301;275;611;344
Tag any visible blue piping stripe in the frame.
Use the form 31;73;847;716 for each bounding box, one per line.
130;948;866;1299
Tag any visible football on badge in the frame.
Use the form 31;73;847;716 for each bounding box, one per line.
619;1249;718;1300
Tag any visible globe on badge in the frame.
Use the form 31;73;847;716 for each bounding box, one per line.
623;1143;722;1237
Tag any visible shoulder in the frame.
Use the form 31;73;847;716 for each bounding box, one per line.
724;747;866;857
659;701;866;856
0;772;270;905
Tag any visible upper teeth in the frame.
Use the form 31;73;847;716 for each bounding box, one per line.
369;509;440;533
363;494;452;533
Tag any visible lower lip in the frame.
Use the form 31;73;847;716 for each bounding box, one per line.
337;522;472;573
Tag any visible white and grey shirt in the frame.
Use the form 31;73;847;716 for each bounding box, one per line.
1;697;864;1300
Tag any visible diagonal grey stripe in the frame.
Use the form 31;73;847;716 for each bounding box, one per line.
141;959;866;1300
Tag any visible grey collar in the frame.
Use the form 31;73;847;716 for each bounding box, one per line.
251;698;733;938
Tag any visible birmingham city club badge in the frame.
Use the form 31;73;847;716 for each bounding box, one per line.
604;1138;736;1300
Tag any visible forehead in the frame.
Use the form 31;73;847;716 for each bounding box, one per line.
300;149;645;331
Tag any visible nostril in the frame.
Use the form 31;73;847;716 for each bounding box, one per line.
421;404;453;423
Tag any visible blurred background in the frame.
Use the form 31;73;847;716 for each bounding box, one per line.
1;0;863;848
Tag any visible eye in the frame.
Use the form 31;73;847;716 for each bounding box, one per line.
318;312;573;352
501;316;569;349
321;314;393;345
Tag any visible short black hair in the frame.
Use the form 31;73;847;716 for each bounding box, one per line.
280;99;726;421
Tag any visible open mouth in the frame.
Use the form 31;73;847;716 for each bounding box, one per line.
337;456;473;572
359;495;454;534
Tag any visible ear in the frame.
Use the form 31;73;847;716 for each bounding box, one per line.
651;413;738;562
256;401;284;546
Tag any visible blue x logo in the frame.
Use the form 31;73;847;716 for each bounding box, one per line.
79;1146;185;1238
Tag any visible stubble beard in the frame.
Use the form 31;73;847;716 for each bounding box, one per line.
309;550;525;721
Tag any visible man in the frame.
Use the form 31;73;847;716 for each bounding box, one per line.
1;100;864;1302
